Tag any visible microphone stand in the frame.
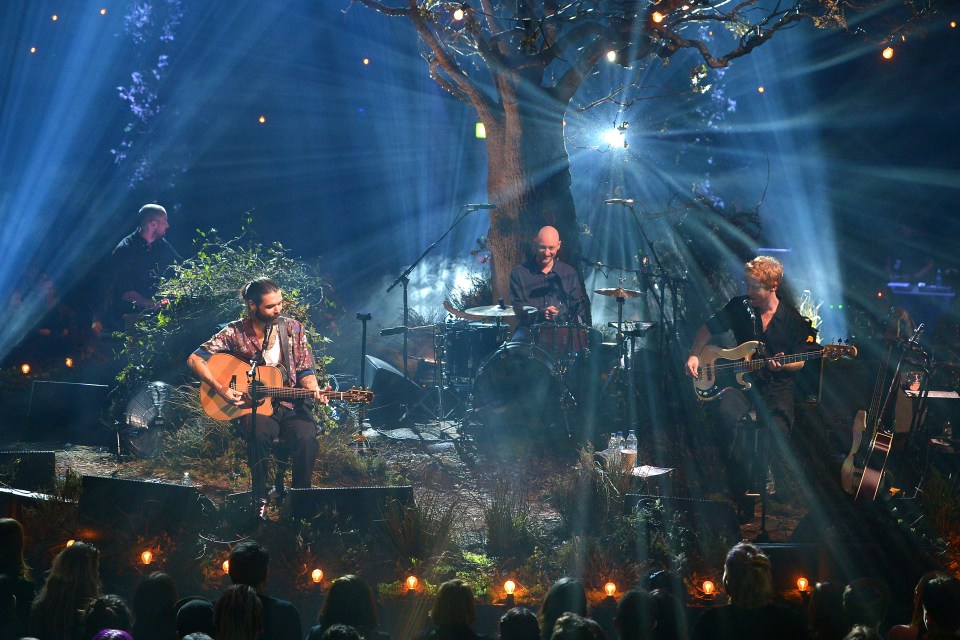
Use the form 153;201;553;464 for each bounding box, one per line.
247;321;271;516
387;205;479;380
357;313;372;436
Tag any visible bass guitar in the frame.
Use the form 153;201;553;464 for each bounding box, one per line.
692;341;857;402
200;353;374;422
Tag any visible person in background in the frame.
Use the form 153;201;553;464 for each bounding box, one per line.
29;541;102;640
306;575;389;640
0;518;36;637
225;541;301;640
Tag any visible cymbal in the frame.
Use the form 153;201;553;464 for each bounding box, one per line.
464;304;537;318
594;287;643;299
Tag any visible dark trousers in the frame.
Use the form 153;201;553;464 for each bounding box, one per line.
237;403;319;503
715;384;795;501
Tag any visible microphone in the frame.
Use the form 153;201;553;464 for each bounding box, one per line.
260;320;275;358
466;203;497;210
604;198;635;205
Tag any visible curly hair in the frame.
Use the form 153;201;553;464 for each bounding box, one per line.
744;256;784;289
723;542;773;609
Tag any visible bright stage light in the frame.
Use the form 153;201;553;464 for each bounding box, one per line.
702;580;716;595
222;559;230;574
66;539;76;547
606;50;617;62
406;575;419;592
797;577;809;592
475;122;486;139
652;12;664;23
311;569;323;583
453;8;465;21
504;580;516;595
20;363;31;375
882;46;894;60
363;58;370;65
101;8;107;15
603;582;617;597
141;550;154;565
65;357;74;368
602;128;625;147
52;15;58;21
758;86;765;93
258;115;266;124
30;47;37;54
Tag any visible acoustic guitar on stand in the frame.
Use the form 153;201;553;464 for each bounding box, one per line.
692;341;858;402
200;353;373;422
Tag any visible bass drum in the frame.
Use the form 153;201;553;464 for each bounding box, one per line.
470;342;574;441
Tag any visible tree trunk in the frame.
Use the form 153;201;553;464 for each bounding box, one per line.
484;92;581;304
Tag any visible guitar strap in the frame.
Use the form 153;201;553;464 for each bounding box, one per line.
278;316;293;386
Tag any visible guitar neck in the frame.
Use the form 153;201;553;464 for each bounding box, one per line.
245;386;352;401
744;349;824;372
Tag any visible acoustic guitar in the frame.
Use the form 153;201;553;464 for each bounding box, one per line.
200;353;373;422
692;341;857;402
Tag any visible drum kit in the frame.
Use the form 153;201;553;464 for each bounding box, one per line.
395;288;656;443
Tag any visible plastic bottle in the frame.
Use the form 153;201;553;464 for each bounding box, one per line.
608;432;618;451
181;472;193;487
625;430;638;454
615;431;625;450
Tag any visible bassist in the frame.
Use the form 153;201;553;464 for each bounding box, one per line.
684;256;816;515
187;277;329;513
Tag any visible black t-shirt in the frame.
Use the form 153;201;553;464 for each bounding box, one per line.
706;295;815;390
111;232;181;301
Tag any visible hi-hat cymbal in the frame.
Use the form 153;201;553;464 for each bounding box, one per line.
594;287;643;299
464;304;537;317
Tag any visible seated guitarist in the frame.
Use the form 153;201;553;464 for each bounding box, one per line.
684;256;816;515
187;277;328;514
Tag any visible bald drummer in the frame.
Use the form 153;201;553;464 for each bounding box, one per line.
509;226;587;336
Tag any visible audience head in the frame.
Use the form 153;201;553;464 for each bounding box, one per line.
91;631;133;640
82;594;132;637
430;578;477;628
614;589;655;640
31;541;101;639
214;584;263;640
0;518;30;580
841;625;882;640
540;578;588;640
909;571;948;630
500;607;540;640
722;542;773;609
321;624;364;640
808;581;846;640
842;578;890;630
228;541;269;590
551;613;604;640
920;574;960;635
132;571;179;631
183;634;215;640
319;574;380;630
177;597;215;638
649;589;686;640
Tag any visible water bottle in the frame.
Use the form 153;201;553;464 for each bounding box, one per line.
181;472;193;487
616;431;625;450
608;432;618;451
625;430;638;453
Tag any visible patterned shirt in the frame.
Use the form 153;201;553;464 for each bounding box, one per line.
194;316;315;388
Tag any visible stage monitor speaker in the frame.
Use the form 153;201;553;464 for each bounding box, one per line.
78;475;217;539
0;450;56;492
0;487;55;519
27;380;110;443
625;494;741;540
363;355;423;428
288;485;414;526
